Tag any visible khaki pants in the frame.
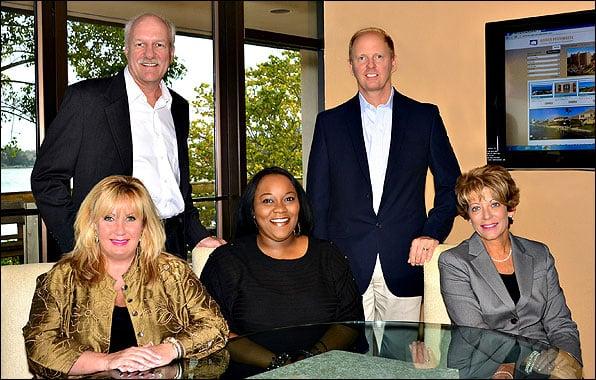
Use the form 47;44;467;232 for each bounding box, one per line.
362;255;422;354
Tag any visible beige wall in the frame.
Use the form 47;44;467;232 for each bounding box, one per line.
323;1;595;377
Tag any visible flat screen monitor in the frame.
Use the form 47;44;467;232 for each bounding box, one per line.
486;9;595;170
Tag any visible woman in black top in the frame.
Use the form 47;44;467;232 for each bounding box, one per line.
201;167;364;372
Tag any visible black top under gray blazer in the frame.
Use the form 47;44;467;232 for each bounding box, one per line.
31;70;209;255
307;90;461;296
439;232;581;364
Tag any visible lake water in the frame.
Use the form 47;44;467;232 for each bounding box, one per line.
1;167;33;193
1;167;33;236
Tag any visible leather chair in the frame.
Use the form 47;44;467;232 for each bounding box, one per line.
191;246;215;277
1;262;55;379
423;244;455;324
422;244;455;365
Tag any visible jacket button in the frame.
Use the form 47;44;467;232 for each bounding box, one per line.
375;222;382;228
510;317;518;324
121;284;128;290
137;332;144;337
132;311;138;317
127;299;133;303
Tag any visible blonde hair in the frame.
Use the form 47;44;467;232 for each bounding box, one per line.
348;27;395;61
455;165;520;220
64;175;165;284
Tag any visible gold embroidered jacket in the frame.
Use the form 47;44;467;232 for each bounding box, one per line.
23;253;229;377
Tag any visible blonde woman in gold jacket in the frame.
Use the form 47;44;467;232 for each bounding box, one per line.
23;175;229;378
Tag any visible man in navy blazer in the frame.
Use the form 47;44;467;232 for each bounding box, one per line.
31;13;224;261
307;27;460;323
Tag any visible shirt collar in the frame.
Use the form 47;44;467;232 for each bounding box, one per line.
124;66;172;106
358;87;394;111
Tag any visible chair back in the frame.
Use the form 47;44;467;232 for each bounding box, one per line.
1;262;55;379
423;244;454;324
191;246;215;277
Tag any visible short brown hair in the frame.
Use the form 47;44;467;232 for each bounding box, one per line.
455;165;520;220
348;27;395;61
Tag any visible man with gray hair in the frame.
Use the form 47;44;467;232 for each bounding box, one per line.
31;13;225;261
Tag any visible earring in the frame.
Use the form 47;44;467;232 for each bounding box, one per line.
294;222;301;236
94;231;99;244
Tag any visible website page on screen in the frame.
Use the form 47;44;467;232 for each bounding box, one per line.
504;25;595;152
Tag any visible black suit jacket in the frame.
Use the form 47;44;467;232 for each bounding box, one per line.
306;90;460;296
31;70;209;254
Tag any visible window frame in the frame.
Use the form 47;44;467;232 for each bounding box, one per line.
1;0;323;261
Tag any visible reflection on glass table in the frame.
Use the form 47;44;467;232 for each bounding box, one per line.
225;321;582;379
55;321;582;379
80;349;230;379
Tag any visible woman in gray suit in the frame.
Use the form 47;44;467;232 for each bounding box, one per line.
439;165;582;377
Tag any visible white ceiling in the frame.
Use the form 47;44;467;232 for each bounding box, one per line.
1;1;318;38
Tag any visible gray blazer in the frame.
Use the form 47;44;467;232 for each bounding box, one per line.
438;232;581;364
447;325;536;378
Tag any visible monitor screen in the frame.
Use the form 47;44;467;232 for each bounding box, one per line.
486;10;595;170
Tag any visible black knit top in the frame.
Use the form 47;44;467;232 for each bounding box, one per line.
499;272;520;306
200;235;363;351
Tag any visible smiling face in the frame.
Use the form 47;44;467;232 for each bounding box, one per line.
124;15;173;91
467;187;515;244
253;174;300;244
97;199;144;264
350;31;396;104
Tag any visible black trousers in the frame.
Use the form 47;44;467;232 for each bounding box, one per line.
163;215;188;260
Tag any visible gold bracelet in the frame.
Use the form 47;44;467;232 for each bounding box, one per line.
174;362;183;379
493;370;513;379
162;336;182;359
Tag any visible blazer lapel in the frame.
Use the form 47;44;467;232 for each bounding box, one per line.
104;71;133;172
469;234;516;309
511;235;534;311
171;94;188;150
345;95;372;187
379;89;406;213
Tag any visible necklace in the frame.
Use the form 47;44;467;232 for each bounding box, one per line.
491;248;512;263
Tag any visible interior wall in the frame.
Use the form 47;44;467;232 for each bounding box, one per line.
323;1;595;377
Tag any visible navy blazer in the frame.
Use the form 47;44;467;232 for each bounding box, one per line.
306;90;460;296
439;232;582;363
31;70;209;254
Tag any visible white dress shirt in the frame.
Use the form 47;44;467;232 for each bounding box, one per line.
359;89;394;214
124;67;185;219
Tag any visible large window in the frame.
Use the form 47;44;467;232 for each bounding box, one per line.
1;1;38;264
244;1;322;183
1;1;323;263
244;46;304;179
66;4;218;231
